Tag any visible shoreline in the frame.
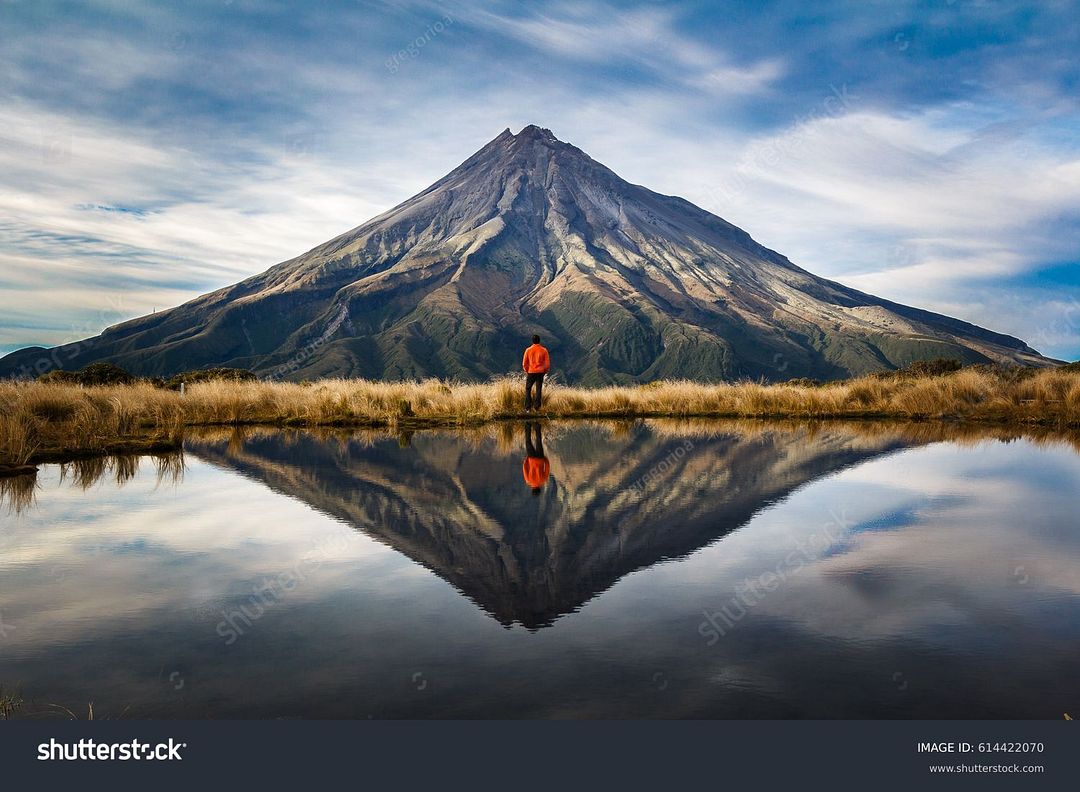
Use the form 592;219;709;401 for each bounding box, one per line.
2;366;1078;475
3;410;1079;478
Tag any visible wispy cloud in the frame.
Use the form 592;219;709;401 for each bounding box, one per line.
667;104;1080;349
0;0;1076;359
470;1;786;98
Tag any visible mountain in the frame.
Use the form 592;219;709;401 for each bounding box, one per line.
185;422;916;628
0;125;1057;383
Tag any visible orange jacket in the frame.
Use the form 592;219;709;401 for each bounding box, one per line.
522;343;550;374
522;455;550;489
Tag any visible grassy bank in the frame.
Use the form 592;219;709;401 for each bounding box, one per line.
2;365;1079;471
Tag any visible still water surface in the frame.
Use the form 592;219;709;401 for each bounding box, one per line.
1;421;1078;718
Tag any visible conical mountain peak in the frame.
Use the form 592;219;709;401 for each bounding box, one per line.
0;127;1054;383
514;123;557;141
471;124;578;169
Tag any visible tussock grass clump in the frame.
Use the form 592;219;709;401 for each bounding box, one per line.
0;473;36;514
162;367;258;390
2;366;1079;470
38;362;137;387
0;687;23;720
0;381;184;469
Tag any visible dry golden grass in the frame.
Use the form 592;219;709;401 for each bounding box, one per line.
0;473;37;515
0;381;183;469
2;368;1079;469
7;411;1080;515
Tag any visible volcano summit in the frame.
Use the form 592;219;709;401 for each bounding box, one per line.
0;125;1055;383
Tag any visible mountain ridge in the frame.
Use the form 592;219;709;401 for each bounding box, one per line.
184;423;916;628
0;124;1057;383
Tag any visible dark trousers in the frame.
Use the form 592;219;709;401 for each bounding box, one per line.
525;422;544;456
524;372;545;410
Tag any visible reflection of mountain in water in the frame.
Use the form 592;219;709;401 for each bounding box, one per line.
185;422;913;628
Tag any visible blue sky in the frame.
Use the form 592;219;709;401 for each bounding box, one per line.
1;0;1078;360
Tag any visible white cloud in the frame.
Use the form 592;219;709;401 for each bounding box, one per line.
0;0;1077;359
660;105;1080;353
468;1;785;98
4;91;1078;358
0;100;407;347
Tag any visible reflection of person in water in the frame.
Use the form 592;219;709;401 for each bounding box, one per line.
522;422;550;495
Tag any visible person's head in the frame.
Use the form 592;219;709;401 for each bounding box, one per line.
532;334;541;345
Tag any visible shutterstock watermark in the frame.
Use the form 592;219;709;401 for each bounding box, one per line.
385;13;454;73
705;83;860;208
9;295;129;380
38;738;185;761
698;507;852;645
264;304;351;381
1026;295;1080;358
630;440;694;497
215;532;352;645
0;609;14;640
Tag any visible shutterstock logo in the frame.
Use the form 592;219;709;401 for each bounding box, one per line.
37;738;187;761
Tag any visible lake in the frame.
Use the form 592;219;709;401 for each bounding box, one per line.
1;420;1078;718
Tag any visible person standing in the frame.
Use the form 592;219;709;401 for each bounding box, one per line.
522;334;550;412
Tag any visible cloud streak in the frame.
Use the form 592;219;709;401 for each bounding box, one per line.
0;0;1077;359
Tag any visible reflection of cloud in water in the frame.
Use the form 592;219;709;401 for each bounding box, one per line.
0;422;1078;718
181;421;921;628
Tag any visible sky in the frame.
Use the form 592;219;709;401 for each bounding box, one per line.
0;0;1078;360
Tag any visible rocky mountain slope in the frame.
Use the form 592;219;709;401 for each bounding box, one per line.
0;125;1056;383
185;422;915;628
